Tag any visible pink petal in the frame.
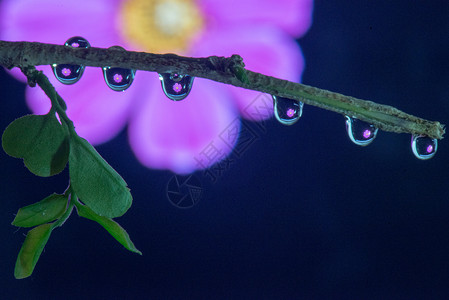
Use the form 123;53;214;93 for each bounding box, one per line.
192;25;304;120
0;0;125;82
128;74;239;174
4;67;27;83
26;66;136;145
199;0;313;37
0;0;123;47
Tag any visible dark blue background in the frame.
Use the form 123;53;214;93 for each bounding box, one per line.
1;1;449;299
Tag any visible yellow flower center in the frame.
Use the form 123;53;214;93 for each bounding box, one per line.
119;0;204;53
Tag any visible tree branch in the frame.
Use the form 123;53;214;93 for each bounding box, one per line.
0;40;444;139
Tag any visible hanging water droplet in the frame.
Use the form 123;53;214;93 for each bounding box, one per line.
345;116;378;146
272;95;303;125
159;73;194;101
103;67;136;91
51;36;90;84
102;46;136;92
411;135;437;160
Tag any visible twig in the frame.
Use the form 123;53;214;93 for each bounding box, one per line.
0;40;444;139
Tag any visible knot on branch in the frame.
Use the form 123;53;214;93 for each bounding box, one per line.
20;66;40;87
208;54;244;73
19;42;35;68
207;54;248;83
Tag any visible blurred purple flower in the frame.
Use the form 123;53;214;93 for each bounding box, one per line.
0;0;313;173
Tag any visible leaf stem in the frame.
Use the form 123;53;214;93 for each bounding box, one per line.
1;40;445;139
51;195;73;229
20;66;77;137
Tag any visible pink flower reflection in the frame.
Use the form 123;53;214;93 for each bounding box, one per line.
113;74;123;84
0;0;313;174
173;83;182;93
62;68;72;77
363;130;372;139
286;108;296;118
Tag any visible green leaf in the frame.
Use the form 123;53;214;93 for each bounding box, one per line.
232;65;250;84
2;113;69;177
75;202;142;255
69;136;132;218
12;194;68;228
14;223;52;279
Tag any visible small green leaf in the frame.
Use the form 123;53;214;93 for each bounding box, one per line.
14;223;52;279
12;194;68;228
69;136;132;218
75;202;141;255
2;113;69;177
233;65;250;84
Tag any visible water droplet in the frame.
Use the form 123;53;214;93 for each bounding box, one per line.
411;135;437;160
64;36;90;48
345;116;378;146
272;95;303;125
101;46;136;91
103;67;136;91
51;36;90;84
159;73;194;101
